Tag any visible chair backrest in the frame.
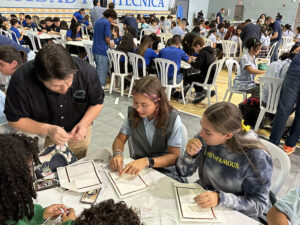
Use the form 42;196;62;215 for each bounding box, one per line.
26;32;42;52
83;42;96;67
127;52;146;78
267;42;277;59
8;30;20;44
0;29;12;39
60;30;67;43
281;36;293;50
260;139;291;195
259;76;283;114
222;40;237;58
203;58;225;86
108;49;129;75
139;29;149;42
225;58;240;88
81;24;88;36
154;58;178;87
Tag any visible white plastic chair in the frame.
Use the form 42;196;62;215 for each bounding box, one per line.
26;32;42;52
281;36;293;50
154;58;185;104
83;42;96;67
187;59;225;106
260;139;291;195
107;49;131;96
81;24;88;36
222;40;237;59
204;38;213;47
138;28;149;45
53;38;66;48
0;29;12;39
254;76;283;132
127;52;147;97
8;30;20;44
256;42;277;64
223;58;247;102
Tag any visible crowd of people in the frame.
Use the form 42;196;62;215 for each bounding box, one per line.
0;3;299;225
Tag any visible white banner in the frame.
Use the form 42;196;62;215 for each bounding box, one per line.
1;0;171;11
112;0;170;11
1;0;93;9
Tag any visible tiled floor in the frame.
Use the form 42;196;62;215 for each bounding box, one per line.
88;92;300;198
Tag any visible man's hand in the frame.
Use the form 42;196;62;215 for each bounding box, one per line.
70;123;87;142
62;208;76;223
47;125;72;146
109;155;124;174
119;158;148;176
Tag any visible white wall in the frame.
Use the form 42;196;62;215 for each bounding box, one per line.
188;0;210;25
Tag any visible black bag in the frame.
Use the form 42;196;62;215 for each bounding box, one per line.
239;97;260;128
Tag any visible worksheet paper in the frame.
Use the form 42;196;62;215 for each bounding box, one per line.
106;171;149;198
174;183;224;223
57;160;102;192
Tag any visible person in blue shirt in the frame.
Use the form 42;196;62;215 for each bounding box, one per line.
53;17;61;33
265;16;282;62
66;22;82;41
111;26;122;45
19;13;26;27
82;15;90;27
92;9;117;87
158;35;191;84
10;18;25;45
176;102;273;219
216;8;225;24
269;52;300;154
123;15;138;37
73;8;85;23
136;35;157;75
171;21;186;38
24;15;36;30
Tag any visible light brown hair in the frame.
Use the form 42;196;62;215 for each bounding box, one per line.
192;37;205;48
136;35;152;57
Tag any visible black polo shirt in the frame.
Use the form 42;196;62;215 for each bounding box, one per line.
4;57;104;132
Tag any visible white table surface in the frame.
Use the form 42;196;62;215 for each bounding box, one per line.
23;31;61;40
34;149;261;225
66;40;93;47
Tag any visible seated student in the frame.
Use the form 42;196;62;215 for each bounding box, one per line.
125;25;138;46
294;26;300;43
216;23;227;40
60;20;69;31
199;21;207;37
185;37;216;103
116;33;135;74
0;17;9;31
176;102;273;219
19;12;26;27
66;22;82;41
109;76;184;181
111;25;122;45
258;26;271;58
204;21;210;29
233;38;266;98
282;24;294;37
10;18;25;45
183;32;197;56
207;28;217;48
141;17;149;29
267;185;300;225
171;21;186;38
149;19;160;35
39;20;47;32
149;33;160;52
136;35;157;75
23;15;37;30
45;17;55;32
158;35;191;84
53;17;61;33
72;8;85;23
229;25;242;56
1;133;74;225
62;199;141;225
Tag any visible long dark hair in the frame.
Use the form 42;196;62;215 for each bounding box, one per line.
130;76;173;134
116;33;135;53
183;32;197;56
207;28;216;38
70;21;81;39
0;134;40;224
0;45;27;66
136;35;152;57
203;102;266;154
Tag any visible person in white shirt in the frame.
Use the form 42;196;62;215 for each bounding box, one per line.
207;28;217;48
217;23;227;40
294;26;300;43
230;26;242;56
282;24;294;37
259;26;271;58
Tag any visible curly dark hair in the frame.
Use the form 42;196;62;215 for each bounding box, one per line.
74;199;142;225
0;133;40;224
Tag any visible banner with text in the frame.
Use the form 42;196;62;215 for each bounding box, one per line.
1;0;172;11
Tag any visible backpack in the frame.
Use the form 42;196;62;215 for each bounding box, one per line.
239;97;260;128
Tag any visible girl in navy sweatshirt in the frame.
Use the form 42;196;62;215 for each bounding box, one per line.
176;102;273;219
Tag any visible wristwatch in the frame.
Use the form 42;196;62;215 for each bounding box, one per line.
148;157;154;168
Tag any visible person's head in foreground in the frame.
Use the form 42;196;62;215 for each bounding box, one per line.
73;199;142;225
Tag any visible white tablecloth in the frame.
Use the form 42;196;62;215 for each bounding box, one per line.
34;149;261;225
66;40;93;47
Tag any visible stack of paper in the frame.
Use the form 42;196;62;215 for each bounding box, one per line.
57;160;102;192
